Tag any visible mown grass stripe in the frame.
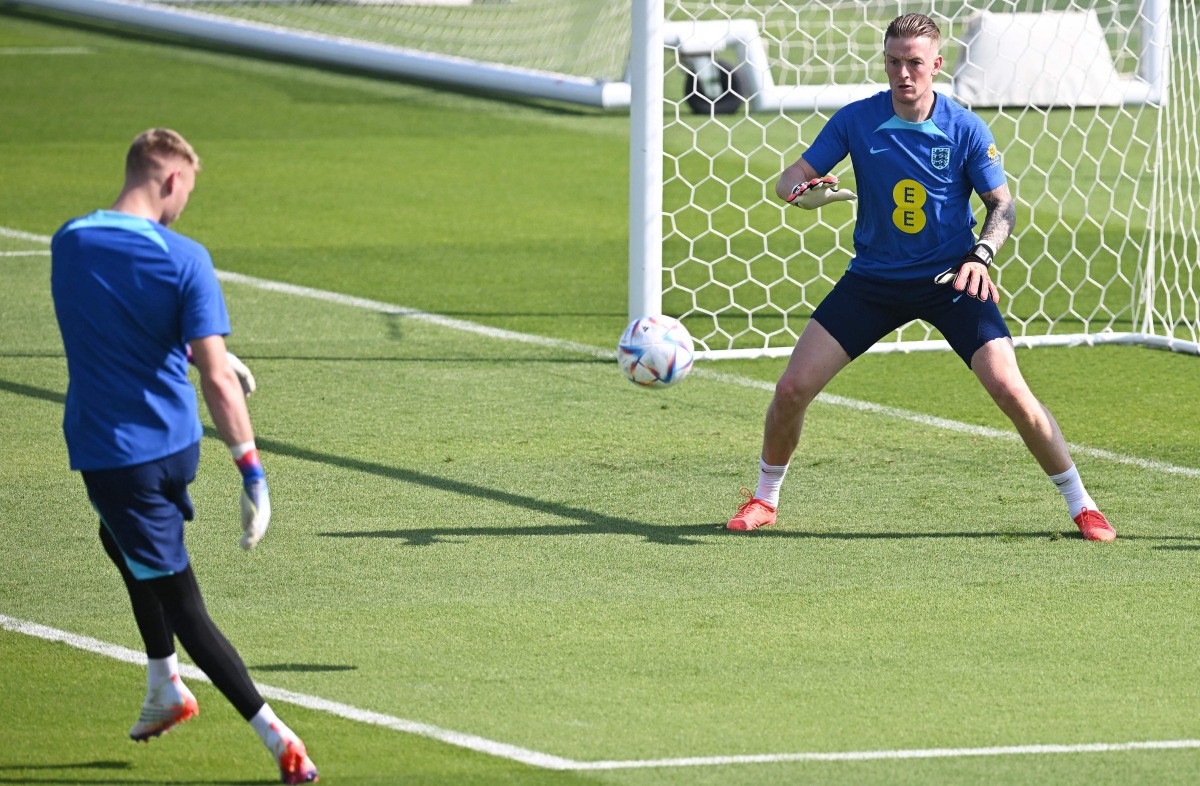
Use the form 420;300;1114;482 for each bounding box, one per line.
4;613;1199;771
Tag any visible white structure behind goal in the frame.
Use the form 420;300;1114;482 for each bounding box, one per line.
18;0;1198;358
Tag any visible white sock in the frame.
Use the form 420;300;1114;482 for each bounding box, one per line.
755;458;789;507
147;653;179;692
251;704;298;753
1049;464;1096;519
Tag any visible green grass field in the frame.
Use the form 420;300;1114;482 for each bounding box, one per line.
2;7;1200;785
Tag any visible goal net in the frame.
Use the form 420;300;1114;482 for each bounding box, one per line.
651;0;1199;358
143;0;632;83
18;0;1199;357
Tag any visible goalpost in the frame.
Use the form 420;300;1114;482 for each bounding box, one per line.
15;0;1198;358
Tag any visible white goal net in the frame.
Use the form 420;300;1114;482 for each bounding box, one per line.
144;0;632;83
651;0;1199;357
19;0;1199;357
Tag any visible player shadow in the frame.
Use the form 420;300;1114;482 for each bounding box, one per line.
324;522;728;546
0;761;268;786
0;351;64;359
0;761;265;785
250;663;357;672
0;378;66;404
0;762;130;772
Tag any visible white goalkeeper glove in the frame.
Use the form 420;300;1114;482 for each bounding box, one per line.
786;176;857;209
225;351;257;397
232;443;270;550
189;345;256;396
240;479;271;550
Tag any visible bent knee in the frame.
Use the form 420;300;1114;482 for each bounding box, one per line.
774;373;822;411
987;381;1041;418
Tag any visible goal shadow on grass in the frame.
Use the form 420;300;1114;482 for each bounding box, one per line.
4;379;1197;548
247;433;1098;546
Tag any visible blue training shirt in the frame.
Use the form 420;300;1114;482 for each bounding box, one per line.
803;90;1007;281
50;210;230;471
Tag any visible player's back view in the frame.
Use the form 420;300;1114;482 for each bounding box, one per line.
51;128;319;784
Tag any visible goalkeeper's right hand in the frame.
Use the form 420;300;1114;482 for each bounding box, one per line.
233;443;271;550
786;176;857;209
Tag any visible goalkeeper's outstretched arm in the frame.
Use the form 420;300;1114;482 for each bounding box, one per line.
776;155;856;209
776;156;821;200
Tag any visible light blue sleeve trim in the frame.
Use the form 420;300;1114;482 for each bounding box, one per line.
874;115;952;141
62;210;169;254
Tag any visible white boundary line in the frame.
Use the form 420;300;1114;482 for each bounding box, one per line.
0;614;576;770
0;46;93;55
5;614;1199;771
0;226;53;242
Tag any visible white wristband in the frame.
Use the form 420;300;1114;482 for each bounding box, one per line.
229;441;256;461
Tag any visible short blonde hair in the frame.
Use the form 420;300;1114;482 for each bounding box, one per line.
884;13;942;47
125;128;201;179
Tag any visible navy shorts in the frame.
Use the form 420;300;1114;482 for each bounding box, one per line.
81;442;200;580
811;271;1011;367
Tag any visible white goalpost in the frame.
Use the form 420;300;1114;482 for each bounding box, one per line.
11;0;635;108
15;0;1198;358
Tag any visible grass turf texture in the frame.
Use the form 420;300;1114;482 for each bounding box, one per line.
2;8;1200;785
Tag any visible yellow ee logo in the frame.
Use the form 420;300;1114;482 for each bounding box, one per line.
892;179;927;234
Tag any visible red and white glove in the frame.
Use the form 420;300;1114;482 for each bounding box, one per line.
786;176;857;209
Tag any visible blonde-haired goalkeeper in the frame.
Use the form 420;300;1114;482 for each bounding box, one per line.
726;14;1115;542
50;128;319;783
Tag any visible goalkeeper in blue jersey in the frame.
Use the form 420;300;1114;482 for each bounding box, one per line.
51;129;319;783
726;14;1115;541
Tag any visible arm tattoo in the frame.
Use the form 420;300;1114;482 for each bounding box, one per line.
976;188;1016;250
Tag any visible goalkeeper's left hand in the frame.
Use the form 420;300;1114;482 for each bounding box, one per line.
233;444;270;550
186;346;256;397
934;242;1000;303
225;351;256;397
786;176;857;210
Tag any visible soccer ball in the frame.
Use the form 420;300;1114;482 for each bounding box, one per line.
617;315;695;388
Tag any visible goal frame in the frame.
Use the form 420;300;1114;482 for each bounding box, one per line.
11;0;634;109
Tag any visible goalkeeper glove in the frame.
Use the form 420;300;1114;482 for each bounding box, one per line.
934;240;1000;303
786;176;857;210
225;351;256;397
185;346;256;397
232;442;271;550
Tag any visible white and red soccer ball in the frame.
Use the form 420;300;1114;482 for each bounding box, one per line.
617;315;695;388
